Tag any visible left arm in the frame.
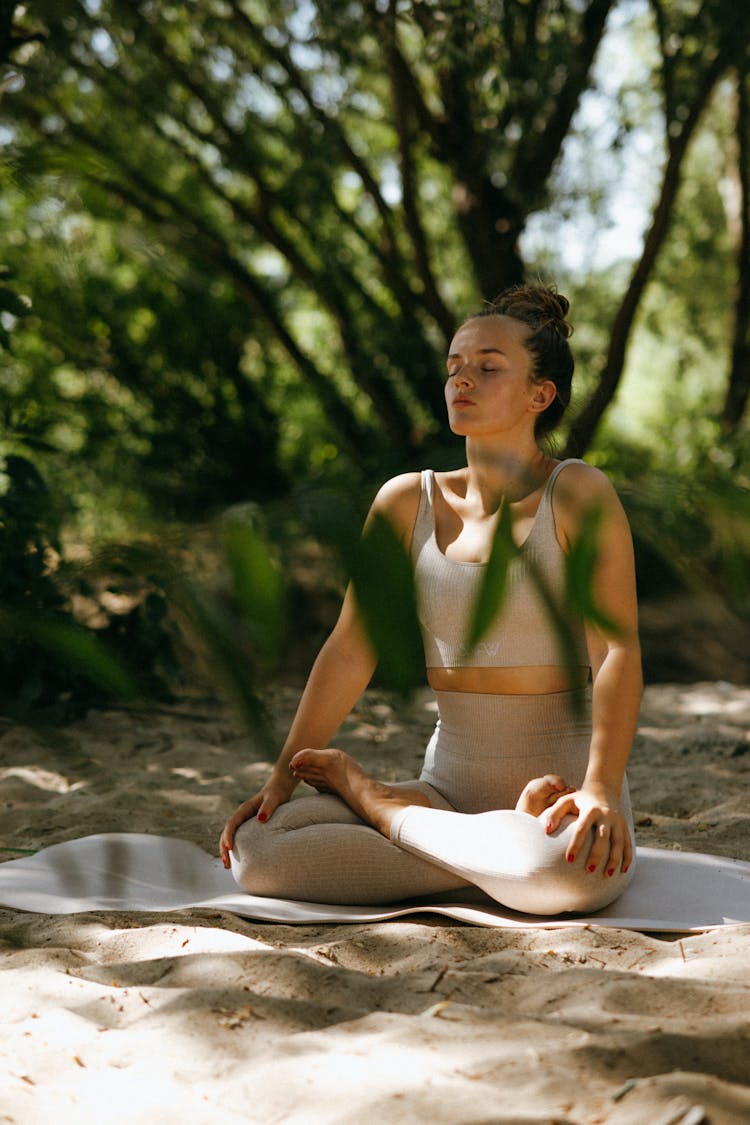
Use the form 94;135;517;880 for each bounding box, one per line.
545;464;642;875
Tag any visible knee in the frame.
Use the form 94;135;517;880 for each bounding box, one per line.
553;860;635;915
232;815;262;863
230;817;278;893
523;845;635;915
509;824;635;915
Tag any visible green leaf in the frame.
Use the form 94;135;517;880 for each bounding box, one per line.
171;576;277;756
564;506;621;636
0;612;137;699
350;512;424;694
221;520;287;664
464;500;519;653
89;538;280;756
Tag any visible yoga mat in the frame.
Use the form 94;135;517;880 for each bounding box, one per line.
0;833;749;932
0;832;746;936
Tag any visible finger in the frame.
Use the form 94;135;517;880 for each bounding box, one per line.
219;821;238;867
219;827;235;866
582;820;612;872
567;814;603;867
603;820;629;876
223;797;261;851
256;795;278;824
622;827;634;874
545;794;578;834
605;828;624;878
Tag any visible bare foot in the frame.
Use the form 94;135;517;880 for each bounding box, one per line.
515;774;575;817
289;748;430;836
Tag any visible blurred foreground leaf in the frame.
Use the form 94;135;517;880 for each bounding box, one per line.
465;499;519;653
349;513;423;694
462;497;622;716
169;573;277;757
221;519;286;665
564;506;620;635
0;609;137;702
93;524;286;756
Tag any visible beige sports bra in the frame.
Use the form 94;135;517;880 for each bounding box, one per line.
410;460;589;669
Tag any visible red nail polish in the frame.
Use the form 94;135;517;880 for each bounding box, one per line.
587;864;596;873
607;868;614;877
567;854;574;863
258;812;267;823
546;823;552;835
622;865;629;874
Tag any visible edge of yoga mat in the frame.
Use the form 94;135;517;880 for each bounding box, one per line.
1;833;749;932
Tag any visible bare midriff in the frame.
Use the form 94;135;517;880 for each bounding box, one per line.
427;665;590;695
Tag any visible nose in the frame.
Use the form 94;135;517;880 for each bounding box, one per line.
451;364;474;387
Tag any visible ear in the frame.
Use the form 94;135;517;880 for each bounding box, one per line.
529;380;557;414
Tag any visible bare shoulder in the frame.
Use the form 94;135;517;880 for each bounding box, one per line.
369;471;423;543
556;460;621;504
553;461;630;542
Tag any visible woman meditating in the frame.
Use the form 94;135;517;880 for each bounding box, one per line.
220;284;642;915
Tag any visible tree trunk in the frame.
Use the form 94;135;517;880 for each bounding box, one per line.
565;52;727;457
722;71;750;435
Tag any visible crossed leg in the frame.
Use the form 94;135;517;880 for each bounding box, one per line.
289;748;632;915
290;747;572;832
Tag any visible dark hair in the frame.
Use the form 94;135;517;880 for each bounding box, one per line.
470;283;574;437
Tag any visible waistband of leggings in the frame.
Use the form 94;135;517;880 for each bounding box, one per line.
433;686;591;739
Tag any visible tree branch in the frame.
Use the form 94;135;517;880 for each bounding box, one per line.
224;0;401;255
565;46;729;455
383;18;454;341
511;0;616;206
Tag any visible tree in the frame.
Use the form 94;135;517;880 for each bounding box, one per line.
2;0;620;477
564;0;750;455
722;68;750;434
3;0;749;492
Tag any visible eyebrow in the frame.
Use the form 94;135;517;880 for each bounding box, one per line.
447;347;506;359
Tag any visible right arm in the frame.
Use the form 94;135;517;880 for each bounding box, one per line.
219;472;421;867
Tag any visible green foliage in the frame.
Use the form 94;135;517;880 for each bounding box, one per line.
0;448;145;716
465;498;517;653
221;516;287;667
563;507;619;636
0;0;748;719
0;0;633;506
0;266;30;351
464;499;620;704
0;186;288;519
588;426;750;614
349;512;424;694
90;514;289;754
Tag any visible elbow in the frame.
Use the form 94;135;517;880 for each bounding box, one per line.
594;636;643;692
321;627;378;679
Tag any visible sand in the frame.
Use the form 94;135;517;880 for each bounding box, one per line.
1;680;750;1124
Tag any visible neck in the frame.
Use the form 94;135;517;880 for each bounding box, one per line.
464;437;548;512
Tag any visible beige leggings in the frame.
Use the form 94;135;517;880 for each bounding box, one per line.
231;689;635;914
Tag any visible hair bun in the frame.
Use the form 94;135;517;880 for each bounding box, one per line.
483;283;573;339
548;290;571;332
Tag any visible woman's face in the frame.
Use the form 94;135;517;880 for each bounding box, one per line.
445;315;551;438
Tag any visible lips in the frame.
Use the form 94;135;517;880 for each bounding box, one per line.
452;397;475;406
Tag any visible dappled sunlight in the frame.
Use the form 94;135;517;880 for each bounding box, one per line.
678;686;750;719
2;0;749;1117
0;766;87;795
2;681;750;1122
